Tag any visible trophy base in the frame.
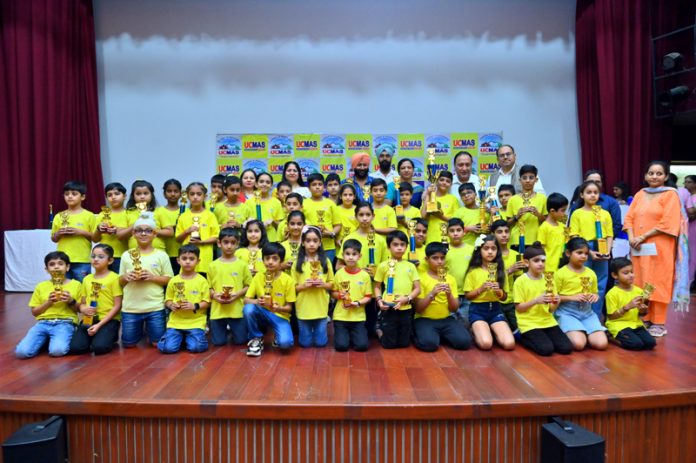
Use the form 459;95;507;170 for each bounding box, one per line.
82;316;94;326
425;202;438;214
408;252;418;261
384;294;396;305
394;206;404;217
597;239;609;255
191;233;200;240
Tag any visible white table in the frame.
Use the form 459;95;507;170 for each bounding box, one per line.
4;229;55;292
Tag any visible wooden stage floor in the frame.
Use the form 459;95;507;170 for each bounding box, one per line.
1;291;695;420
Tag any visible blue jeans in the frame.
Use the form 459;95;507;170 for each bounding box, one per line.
297;318;328;347
585;241;609;318
158;328;208;353
121;309;167;346
15;320;75;358
325;249;336;267
67;262;91;283
209;318;248;346
243;304;294;349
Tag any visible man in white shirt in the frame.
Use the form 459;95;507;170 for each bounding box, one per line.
449;151;481;206
486;144;545;195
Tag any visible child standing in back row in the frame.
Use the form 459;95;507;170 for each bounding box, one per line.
51;181;95;282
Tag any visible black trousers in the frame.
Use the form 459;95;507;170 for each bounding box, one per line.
69;320;121;355
519;325;573;356
333;321;368;352
615;327;656;350
413;316;472;352
500;302;519;333
379;308;412;349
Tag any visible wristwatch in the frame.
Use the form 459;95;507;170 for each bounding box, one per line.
407;295;413;304
193;303;200;313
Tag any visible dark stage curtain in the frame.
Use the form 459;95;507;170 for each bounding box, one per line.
0;0;103;277
575;0;677;193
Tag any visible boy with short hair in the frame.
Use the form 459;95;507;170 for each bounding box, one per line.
15;251;81;358
160;245;211;353
496;184;516;221
445;218;474;324
93;182;129;272
208;228;252;346
331;239;373;351
421;170;458;244
507;165;547;248
51;180;96;282
209;174;226;208
325;173;341;202
371;179;397;236
304;173;341;261
413;242;472;352
374;231;421;348
214;175;249;230
243;242;296;356
453;182;485;247
538;193;569;272
396;183;421;236
491;219;525;337
276;192;304;241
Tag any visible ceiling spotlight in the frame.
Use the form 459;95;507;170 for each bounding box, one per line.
662;52;684;72
658;85;690;108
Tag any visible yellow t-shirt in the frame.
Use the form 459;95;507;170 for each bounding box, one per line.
445;244;474;295
537;221;565;272
337;230;389;271
396;206;421;236
246;271;297;321
165;274;210;330
332;267;372;322
236;247;266;274
463;266;509;303
374;259;420;310
52;209;95;263
175;209;220;273
303;198;340;251
291;258;335;320
244;196;284;242
335;204;359;241
80;272;123;321
570;207;613;241
416;271;457;320
213;201;249;231
453;206;484;247
119;248;173;313
29;279;81;323
207;258;252;319
412;245;428;274
125;208;167;251
502;249;522;304
512;273;558;333
605;285;645;337
507;192;547;246
425;193;459;244
373;204;397;231
92;209;129;258
155;206;181;258
554;266;598;296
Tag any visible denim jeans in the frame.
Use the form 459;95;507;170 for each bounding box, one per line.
243;304;294;349
121;309;167;346
158;328;208;353
297;318;328;347
67;262;91;283
209;318;248;346
15;320;75;358
585;240;609;318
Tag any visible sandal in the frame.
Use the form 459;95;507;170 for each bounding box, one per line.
648;324;667;337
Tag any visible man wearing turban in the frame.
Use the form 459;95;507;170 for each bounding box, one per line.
347;151;396;205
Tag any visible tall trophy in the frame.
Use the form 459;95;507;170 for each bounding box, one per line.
393;175;404;218
437;266;447;283
407;219;418;261
59;210;70;230
340;281;352;306
367;228;376;272
561;214;571;249
440;223;448;245
487;263;498;292
383;259;397;305
248;249;258;273
263;271;274;308
179;191;188;214
518;219;526;256
129;249;143;279
591;206;609;255
253;190;262;220
85;282;101;325
101;207;112;229
174;282;186;304
488;186;502;221
191;216;201;239
478;177;489;234
425;149;439;213
49;204;54;228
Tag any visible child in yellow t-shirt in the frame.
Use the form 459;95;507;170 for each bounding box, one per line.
421;171;459;244
513;243;572;356
15;251;81;358
214;175;249;233
371;179;398;236
281;210;305;272
291;226;335;347
495;184;515;221
51;180;96;282
159;245;211;353
325;173;341;203
236;219;268;276
70;244;123;356
507;165;547;247
445;218;474;324
120;180;172;251
335;184;359;248
396;183;423;237
413;242;472;352
538;193;568;273
374;231;421;349
336;203;389;278
463;235;515;351
453;182;486;248
175;182;221;275
207;228;252;346
243;243;297;357
158;179;183;273
491;220;526;337
93;182;129;273
245;172;284;242
304;173;341;262
276;192;303;242
605;258;656;350
331;239;373;352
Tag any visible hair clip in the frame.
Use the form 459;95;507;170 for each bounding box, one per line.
474;234;487;249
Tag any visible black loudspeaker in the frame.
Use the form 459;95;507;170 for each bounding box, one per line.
541;417;605;463
2;416;67;463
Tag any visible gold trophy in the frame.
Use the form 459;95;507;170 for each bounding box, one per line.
135;201;147;212
341;225;353;241
191;215;201;239
393;175;404;217
407;219;418;260
129;249;143;279
440;223;448;245
591;206;609;255
340;281;352;306
179;191;188;214
221;285;234;301
384;259;397;304
101;206;112;228
289;242;300;261
580;276;592;296
641;283;655;304
317;210;326;232
248;249;258;273
487;263;498;283
173;282;186;304
263;271;274;308
544;272;555;296
522;192;532;207
84;282;102;325
59;210;70;229
362;185;371;203
488;186;501;221
479;198;488;234
310;260;321;280
425;148;439;213
210;192;219;211
367;228;376;272
437;266;447;283
50;270;64;297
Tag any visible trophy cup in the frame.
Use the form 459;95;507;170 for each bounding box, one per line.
407;219;418;261
49;204;54;228
317;210;326;232
641;283;655;304
362;185;371;203
174;282;186;304
561;214;571;249
50;270;64;297
210;192;218;212
59;210;70;230
522;192;532;207
289;242;300;261
544;272;555;296
310;260;321;280
591;206;609;255
191;216;201;239
437;266;447;283
340;281;352;306
129;249;143;279
263;271;274;308
487;263;498;292
135;201;147;212
248;249;258;273
254;190;262;220
221;285;234;301
393;175;404;218
179;191;188;214
84;282;101;325
101;207;112;228
383;259;397;305
367;228;376;272
440;223;448;245
488;186;502;221
580;276;591;298
341;225;353;241
425;149;439;213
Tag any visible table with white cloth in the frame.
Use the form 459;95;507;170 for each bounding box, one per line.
4;229;56;292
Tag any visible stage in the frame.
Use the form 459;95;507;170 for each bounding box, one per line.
1;291;695;462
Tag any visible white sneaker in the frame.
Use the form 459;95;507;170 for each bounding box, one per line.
246;337;264;357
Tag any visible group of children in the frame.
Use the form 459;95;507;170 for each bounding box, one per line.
15;167;657;359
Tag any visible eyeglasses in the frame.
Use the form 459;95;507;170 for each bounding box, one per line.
497;152;514;158
134;229;154;235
